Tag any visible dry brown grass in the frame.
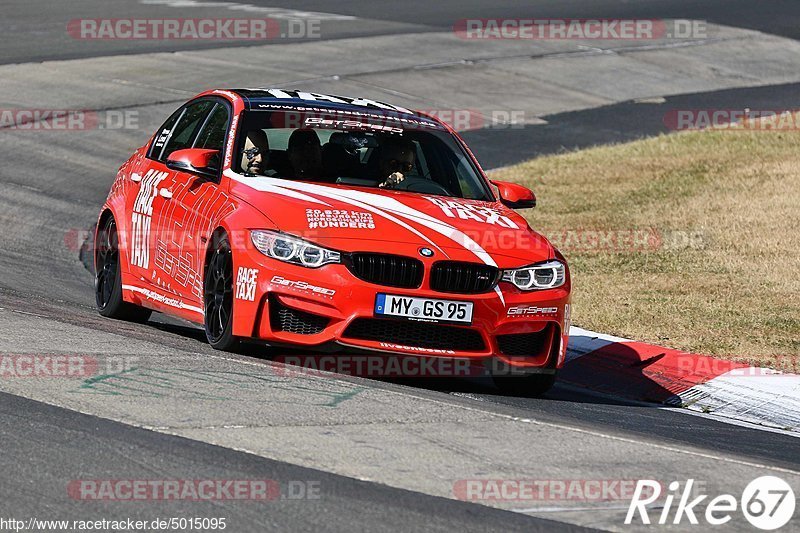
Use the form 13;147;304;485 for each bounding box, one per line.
491;126;800;369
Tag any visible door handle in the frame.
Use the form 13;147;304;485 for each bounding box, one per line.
130;173;142;183
159;188;173;199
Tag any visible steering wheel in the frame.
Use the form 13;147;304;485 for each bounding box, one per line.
393;176;451;195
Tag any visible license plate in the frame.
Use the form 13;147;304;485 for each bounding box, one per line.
375;294;473;324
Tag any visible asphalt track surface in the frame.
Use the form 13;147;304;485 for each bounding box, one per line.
463;81;800;168
3;0;800;64
2;1;800;531
0;391;586;532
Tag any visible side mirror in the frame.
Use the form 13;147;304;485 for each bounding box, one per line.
491;180;536;209
166;148;220;178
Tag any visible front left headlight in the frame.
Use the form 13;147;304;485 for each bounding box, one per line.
501;260;566;290
250;230;341;268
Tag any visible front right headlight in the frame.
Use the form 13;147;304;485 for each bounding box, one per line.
501;260;565;290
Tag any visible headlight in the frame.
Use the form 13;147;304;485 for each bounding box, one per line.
250;230;341;268
501;260;565;290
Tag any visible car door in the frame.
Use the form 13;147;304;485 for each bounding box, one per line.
157;101;235;309
127;99;217;312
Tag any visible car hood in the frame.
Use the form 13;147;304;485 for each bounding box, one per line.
229;174;554;267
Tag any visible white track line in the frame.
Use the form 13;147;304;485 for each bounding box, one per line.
139;0;356;20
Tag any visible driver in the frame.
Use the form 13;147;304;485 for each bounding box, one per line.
242;129;273;176
377;137;416;189
287;129;324;181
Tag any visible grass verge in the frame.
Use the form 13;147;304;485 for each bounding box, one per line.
491;127;800;369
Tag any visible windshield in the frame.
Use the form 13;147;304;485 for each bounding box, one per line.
234;110;493;200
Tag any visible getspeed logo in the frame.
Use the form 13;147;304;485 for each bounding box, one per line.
304;117;403;135
507;305;558;317
270;276;335;298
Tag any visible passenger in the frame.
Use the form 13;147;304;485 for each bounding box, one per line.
287;129;324;181
377;137;416;189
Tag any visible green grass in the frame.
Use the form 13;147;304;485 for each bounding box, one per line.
491;127;800;369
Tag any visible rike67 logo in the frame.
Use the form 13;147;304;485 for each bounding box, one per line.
626;476;795;530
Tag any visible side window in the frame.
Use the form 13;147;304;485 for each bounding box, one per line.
194;104;229;152
419;135;461;195
156;100;215;161
407;141;423;178
193;104;230;173
453;157;482;199
149;109;182;159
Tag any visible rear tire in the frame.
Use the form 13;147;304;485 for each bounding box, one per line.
492;372;557;397
203;233;239;351
94;214;152;323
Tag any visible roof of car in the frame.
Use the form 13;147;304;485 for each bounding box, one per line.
229;88;442;128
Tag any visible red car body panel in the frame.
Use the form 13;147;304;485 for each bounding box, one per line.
98;89;571;370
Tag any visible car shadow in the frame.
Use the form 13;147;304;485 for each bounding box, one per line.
149;318;679;408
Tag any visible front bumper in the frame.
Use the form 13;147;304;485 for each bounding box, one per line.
231;243;571;369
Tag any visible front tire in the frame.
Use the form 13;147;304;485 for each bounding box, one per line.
492;371;557;397
94;214;151;323
203;233;239;351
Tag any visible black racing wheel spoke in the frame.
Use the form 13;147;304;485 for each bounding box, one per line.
217;305;226;333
